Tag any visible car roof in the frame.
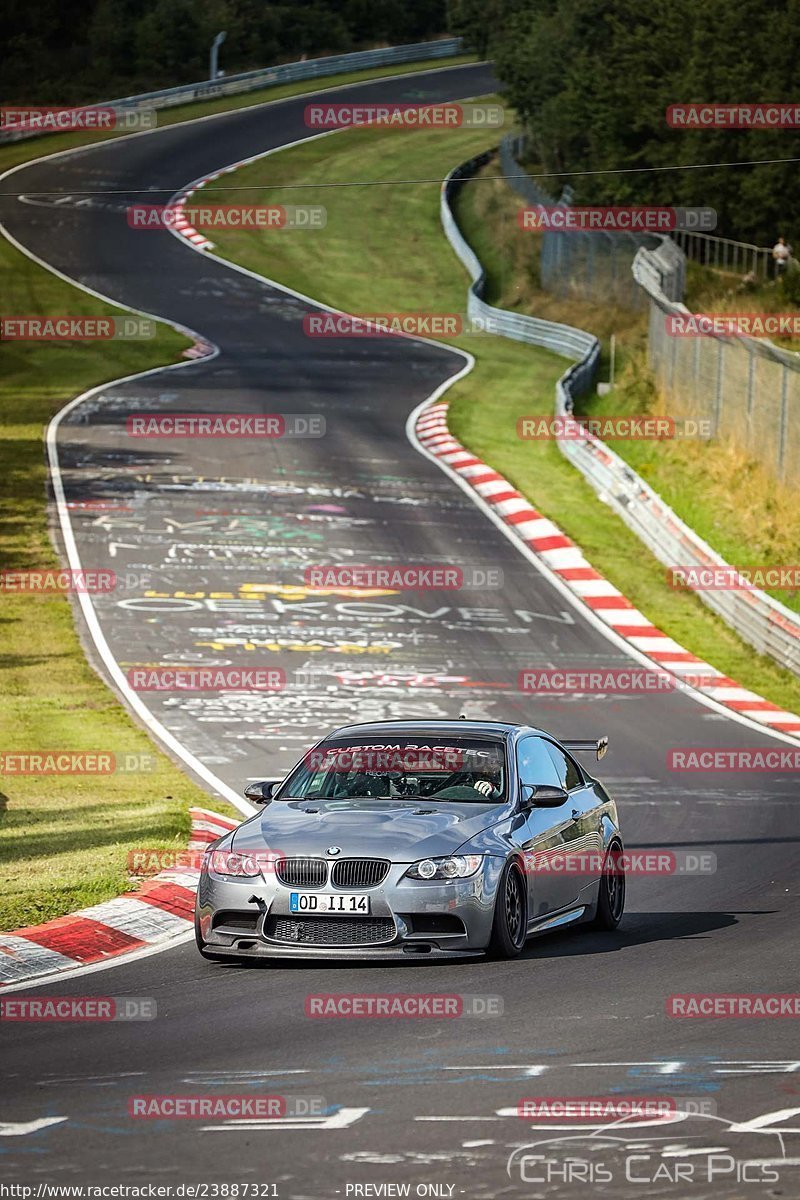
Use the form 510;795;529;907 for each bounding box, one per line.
323;719;546;741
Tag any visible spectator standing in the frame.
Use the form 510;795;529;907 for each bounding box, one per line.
772;236;792;277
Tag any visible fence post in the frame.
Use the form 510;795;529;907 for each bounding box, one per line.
778;365;788;477
714;340;724;436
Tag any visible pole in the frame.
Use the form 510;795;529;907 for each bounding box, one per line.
210;31;227;81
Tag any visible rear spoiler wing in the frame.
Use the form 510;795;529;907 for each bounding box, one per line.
563;737;608;761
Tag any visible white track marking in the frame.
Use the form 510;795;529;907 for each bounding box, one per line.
201;1107;370;1131
730;1107;800;1133
0;1118;68;1136
442;1065;548;1074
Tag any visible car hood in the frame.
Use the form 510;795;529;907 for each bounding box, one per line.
231;797;508;861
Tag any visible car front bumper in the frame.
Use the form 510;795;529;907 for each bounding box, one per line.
195;858;504;960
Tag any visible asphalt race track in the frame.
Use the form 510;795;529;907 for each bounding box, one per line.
1;63;799;1197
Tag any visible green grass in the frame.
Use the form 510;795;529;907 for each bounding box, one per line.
683;259;800;351
205;107;800;718
459;155;800;618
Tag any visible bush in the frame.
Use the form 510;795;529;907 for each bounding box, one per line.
778;263;800;306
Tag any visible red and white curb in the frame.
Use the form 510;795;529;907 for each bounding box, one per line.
168;163;246;254
142;185;214;359
0;808;237;987
182;336;215;359
415;402;800;735
168;177;217;252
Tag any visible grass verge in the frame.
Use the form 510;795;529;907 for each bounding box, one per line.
462;155;800;618
204;107;800;717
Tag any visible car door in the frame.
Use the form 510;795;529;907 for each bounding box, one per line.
516;735;581;920
544;740;604;906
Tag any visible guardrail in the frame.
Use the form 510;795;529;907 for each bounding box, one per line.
0;38;465;143
442;153;600;389
671;229;773;279
441;150;800;678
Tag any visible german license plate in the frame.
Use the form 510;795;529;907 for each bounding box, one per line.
290;892;370;914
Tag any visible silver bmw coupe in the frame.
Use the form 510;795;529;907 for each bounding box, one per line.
194;720;625;962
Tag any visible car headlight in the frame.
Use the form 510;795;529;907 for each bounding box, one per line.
205;849;263;878
404;855;483;881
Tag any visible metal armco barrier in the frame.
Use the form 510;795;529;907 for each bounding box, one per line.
441;151;800;678
442;154;600;381
0;38;464;143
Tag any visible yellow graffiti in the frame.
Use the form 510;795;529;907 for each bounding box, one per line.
195;639;397;654
143;582;398;601
241;583;398;599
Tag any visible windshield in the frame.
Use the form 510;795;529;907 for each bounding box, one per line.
279;736;507;804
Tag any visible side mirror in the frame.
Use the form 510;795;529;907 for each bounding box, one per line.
521;784;569;808
243;779;280;805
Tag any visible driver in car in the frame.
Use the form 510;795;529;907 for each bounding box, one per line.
429;759;503;801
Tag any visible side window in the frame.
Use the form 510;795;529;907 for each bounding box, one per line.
545;742;583;791
516;737;562;787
